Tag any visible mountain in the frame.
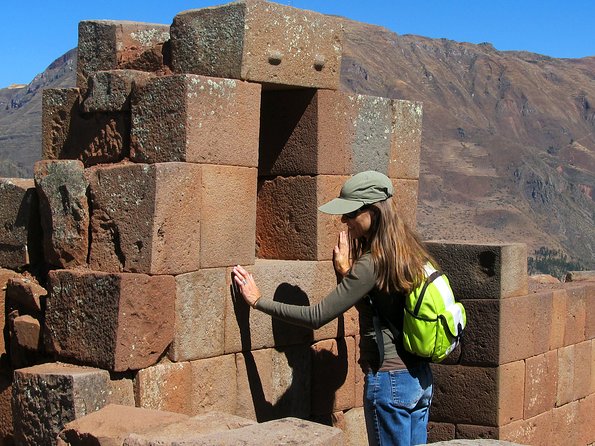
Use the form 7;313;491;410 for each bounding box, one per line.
0;23;593;270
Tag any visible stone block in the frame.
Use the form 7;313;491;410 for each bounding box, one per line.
389;100;423;179
107;376;135;407
42;88;130;166
45;269;175;371
592;339;595;395
455;424;499;439
130;75;260;166
499;410;553;446
430;364;498;426
135;361;193;414
311;337;356;415
0;269;20;356
342;407;368;446
125;417;344;446
499;291;552;364
260;90;399;176
563;285;586;346
578;393;595;446
118;412;255;445
12;315;40;351
83;69;154;112
77;20;170;91
87;162;202;275
556;345;574;406
170;1;342;89
12;363;110;446
425;242;528;300
550;289;566;350
0;178;42;269
236;345;311;421
457;299;499;366
5;275;46;314
256;175;346;260
392;178;419;231
354;335;365;408
0;365;13;446
498;360;525;425
427;422;456;443
224;259;339;353
524;350;557;419
168;268;227;362
550;401;580;446
34;160;89;268
573;340;592;401
585;283;595;340
56;404;189;446
189;355;238;416
199;165;257;268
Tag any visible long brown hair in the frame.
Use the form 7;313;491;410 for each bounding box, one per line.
351;198;437;295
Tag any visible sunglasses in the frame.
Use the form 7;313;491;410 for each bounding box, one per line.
343;206;367;219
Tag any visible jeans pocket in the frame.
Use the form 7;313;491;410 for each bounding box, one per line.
389;365;430;410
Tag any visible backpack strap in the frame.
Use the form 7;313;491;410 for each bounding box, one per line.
412;270;442;316
367;295;401;367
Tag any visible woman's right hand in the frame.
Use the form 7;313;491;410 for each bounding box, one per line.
232;265;261;308
333;231;352;277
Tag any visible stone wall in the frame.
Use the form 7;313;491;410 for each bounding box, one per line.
0;1;593;445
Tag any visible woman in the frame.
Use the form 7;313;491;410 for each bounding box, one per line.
232;170;436;446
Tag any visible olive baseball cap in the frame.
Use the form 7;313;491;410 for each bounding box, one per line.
318;170;394;215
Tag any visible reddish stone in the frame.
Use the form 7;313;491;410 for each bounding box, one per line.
42;88;130;166
45;269;175;371
135;361;193;414
556;345;575;406
311;337;356;415
130;74;261;166
499;410;553;446
573;340;592;401
563;285;586;346
170;1;342;89
0;178;42;269
5;275;46;314
392;178;419;229
549;289;566;350
342;407;367;445
12;315;41;351
498;360;525;425
389;100;423;179
189;355;238;416
169;268;227;362
13;363;110;446
524;350;557;418
455;423;499;439
34;160;89;268
56;404;189;446
0;365;13;446
87;162;202;275
200;165;257;268
578;393;595;446
427;422;455;442
77;20;170;91
256;175;346;261
550;401;580;446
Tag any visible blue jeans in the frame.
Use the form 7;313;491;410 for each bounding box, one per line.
363;363;433;446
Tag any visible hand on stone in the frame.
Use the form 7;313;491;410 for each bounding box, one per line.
232;265;261;308
333;230;352;278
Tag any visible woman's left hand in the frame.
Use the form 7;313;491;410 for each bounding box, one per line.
232;265;261;308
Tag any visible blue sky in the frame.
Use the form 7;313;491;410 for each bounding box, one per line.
1;0;594;89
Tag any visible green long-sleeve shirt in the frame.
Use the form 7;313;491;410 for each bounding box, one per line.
255;253;417;369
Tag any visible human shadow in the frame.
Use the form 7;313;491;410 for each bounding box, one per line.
231;279;349;422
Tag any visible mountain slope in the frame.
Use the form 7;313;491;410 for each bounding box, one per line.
340;20;594;268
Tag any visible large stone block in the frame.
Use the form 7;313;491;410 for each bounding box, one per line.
170;1;343;89
199;165;257;268
259;91;422;178
1;269;22;356
130;74;261;165
499;410;553;446
499;291;552;364
45;269;175;371
430;364;498;426
392;178;419;230
12;363;110;446
56;404;190;446
0;178;42;269
224;259;342;354
311;337;356;415
458;299;500;366
427;422;456;443
256;175;346;260
573;340;592;401
135;361;193;414
425;242;528;300
563;285;587;346
87;162;202;275
34;160;89;268
189;355;238;416
342;407;367;446
556;344;575;407
498;360;525;425
42;88;130;166
83;69;155;112
0;365;13;446
524;350;557;419
236;345;311;421
77;20;170;91
168;268;227;362
550;401;580;446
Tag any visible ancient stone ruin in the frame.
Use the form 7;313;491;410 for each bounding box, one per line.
0;1;593;445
